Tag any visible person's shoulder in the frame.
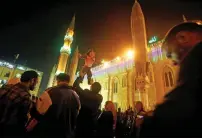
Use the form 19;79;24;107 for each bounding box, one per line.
183;42;202;64
83;89;90;94
47;85;71;93
41;86;59;97
0;84;13;95
62;85;76;93
154;83;196;118
165;81;197;102
99;111;113;121
13;83;31;98
45;86;57;91
96;93;103;100
103;111;113;116
67;88;79;97
192;42;202;54
55;86;79;98
1;84;13;89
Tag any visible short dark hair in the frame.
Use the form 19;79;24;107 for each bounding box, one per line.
20;70;38;82
91;82;101;93
163;22;202;46
56;73;70;82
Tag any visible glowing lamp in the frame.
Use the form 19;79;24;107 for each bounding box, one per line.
101;60;105;64
103;62;109;68
126;50;134;59
116;56;120;61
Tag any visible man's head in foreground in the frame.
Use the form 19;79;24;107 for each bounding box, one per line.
162;22;202;65
56;73;70;85
90;82;101;94
20;70;39;91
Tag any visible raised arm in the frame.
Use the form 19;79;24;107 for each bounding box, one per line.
73;77;84;96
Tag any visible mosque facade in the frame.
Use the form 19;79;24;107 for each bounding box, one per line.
81;1;179;110
47;0;201;111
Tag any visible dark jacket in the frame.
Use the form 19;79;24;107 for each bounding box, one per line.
97;111;114;138
30;84;80;138
73;77;103;137
139;42;202;138
0;83;32;137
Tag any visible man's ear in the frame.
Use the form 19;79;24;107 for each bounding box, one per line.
176;31;190;44
30;78;34;84
31;78;38;84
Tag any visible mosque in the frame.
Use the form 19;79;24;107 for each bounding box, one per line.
47;0;202;111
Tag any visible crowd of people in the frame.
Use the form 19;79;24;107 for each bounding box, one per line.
0;22;202;138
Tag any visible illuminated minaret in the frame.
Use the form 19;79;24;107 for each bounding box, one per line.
131;0;148;76
47;64;57;88
68;46;79;86
56;15;75;75
131;0;151;109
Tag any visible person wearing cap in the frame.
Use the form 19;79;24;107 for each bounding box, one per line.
139;22;202;137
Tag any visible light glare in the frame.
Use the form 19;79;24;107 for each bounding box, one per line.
116;56;120;61
126;50;134;59
104;62;109;68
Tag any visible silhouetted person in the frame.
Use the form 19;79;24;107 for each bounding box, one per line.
140;22;202;137
0;70;38;137
97;101;116;138
131;101;146;137
73;72;103;137
116;108;125;137
30;73;80;137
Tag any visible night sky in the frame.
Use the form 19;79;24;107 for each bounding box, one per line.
0;0;201;91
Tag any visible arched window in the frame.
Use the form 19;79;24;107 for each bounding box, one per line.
165;73;169;87
122;75;127;88
163;66;174;91
168;72;174;86
112;78;118;93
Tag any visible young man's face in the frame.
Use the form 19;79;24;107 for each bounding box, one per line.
29;78;38;91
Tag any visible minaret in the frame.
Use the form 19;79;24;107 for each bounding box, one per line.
131;0;148;76
68;46;79;86
182;15;188;22
56;15;75;75
131;0;150;109
47;64;57;88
